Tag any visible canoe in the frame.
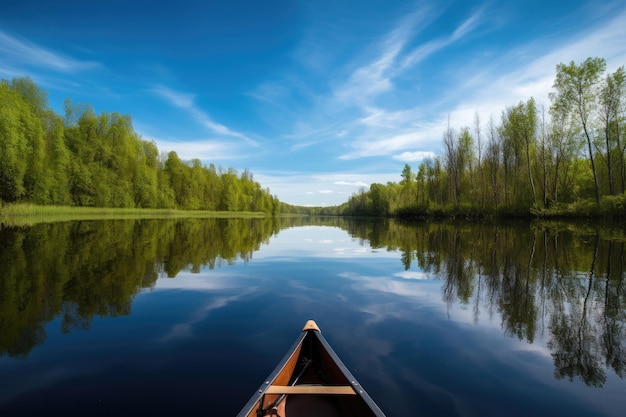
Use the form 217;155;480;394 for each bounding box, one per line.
237;320;387;417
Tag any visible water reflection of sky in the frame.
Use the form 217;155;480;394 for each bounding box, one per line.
148;226;626;416
1;225;625;417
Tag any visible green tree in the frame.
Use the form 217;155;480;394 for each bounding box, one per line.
599;66;626;194
133;140;159;208
44;111;71;205
485;115;501;209
457;127;475;205
551;57;606;203
443;122;460;205
400;163;414;185
0;81;48;203
164;151;190;209
7;77;50;203
369;183;390;216
500;98;538;206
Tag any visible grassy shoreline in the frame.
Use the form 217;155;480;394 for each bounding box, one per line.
0;203;269;226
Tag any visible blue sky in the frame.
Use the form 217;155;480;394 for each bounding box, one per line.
1;0;626;206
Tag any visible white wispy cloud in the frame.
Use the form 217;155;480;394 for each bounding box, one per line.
254;4;487;164
357;106;419;128
254;170;400;206
0;30;100;73
393;151;437;162
150;138;240;161
339;129;441;160
334;4;484;110
440;6;626;134
332;7;437;108
151;85;259;146
399;6;485;71
334;181;368;187
341;3;626;164
331;8;487;160
134;121;252;162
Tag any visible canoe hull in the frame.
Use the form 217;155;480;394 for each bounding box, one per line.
237;321;386;417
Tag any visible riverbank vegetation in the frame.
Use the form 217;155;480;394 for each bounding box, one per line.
0;203;270;227
0;78;281;214
326;57;626;219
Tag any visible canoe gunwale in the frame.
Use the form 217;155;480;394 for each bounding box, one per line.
312;330;386;416
236;331;307;417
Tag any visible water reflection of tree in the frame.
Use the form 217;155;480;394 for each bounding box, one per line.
3;217;625;386
599;240;626;379
342;220;626;387
0;217;282;358
548;235;606;387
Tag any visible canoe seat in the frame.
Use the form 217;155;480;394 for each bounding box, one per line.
265;385;356;395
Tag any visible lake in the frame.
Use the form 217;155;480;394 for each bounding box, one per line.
1;217;625;416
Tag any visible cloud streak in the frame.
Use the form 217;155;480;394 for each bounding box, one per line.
399;6;485;71
331;7;487;160
439;6;626;133
254;170;401;206
332;6;439;108
151;85;259;146
252;2;626;179
252;3;488;164
150;138;239;161
0;30;100;73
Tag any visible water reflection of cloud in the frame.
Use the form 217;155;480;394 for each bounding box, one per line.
161;323;193;340
332;247;370;256
151;271;251;291
336;271;513;334
151;271;259;342
394;271;431;280
160;292;254;342
338;272;434;299
253;226;398;259
510;341;552;359
0;366;93;406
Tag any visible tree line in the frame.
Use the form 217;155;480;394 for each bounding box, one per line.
0;78;280;213
334;57;626;218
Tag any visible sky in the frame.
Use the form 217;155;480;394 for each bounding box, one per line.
1;0;626;206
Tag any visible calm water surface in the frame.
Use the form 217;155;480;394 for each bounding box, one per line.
1;218;625;416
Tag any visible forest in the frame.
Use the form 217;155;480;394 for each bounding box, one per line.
0;78;282;214
330;57;626;219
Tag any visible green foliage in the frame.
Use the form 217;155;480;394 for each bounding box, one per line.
0;78;280;213
0;81;48;203
599;193;626;217
0;83;29;201
552;58;607;202
339;56;625;220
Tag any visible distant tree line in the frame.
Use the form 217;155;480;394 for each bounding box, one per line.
0;77;280;213
333;57;626;218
